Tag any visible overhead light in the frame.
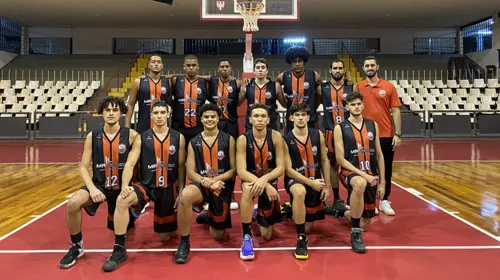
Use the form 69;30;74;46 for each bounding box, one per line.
284;37;306;44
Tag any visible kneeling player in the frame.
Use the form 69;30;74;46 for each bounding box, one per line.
100;101;185;272
283;103;331;260
236;103;285;260
331;92;385;253
58;97;138;269
174;103;236;264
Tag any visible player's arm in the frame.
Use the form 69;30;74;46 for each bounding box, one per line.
319;131;331;188
186;141;205;184
236;135;260;182
212;136;237;182
121;130;141;188
275;82;286;108
79;133;105;203
167;76;177;106
315;83;322;109
260;131;285;181
275;72;284;85
283;140;316;186
177;134;186;192
237;83;247;106
334;125;368;178
125;78;140;128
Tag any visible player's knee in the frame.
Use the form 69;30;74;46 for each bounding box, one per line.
305;222;313;234
210;228;225;241
351;177;367;194
290;185;307;200
361;218;372;231
241;182;253;196
262;230;272;241
158;232;171;243
116;195;131;211
67;191;87;213
179;186;197;205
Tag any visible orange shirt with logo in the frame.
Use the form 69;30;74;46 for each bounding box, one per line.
356;78;401;138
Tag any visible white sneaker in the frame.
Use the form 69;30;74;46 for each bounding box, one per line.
230;202;239;210
141;202;150;214
203;203;209;211
379;200;395;216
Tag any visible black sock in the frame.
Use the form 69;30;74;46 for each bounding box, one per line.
70;232;82;245
352;218;361;229
181;234;190;243
242;222;252;237
296;223;305;235
383;194;389;201
114;234;126;247
333;188;340;201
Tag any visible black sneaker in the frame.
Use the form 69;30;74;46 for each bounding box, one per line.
280;202;293;220
294;234;308;260
58;244;84;269
350;228;366;253
325;199;346;218
102;245;128;272
196;211;209;225
174;239;190;264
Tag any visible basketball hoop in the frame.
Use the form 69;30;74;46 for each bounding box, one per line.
236;1;265;33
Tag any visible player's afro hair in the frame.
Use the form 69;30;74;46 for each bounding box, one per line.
285;47;310;65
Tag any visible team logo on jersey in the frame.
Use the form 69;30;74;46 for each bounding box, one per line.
367;131;374;141
216;1;225;10
379;90;386;97
197;87;202;94
342;93;347;100
118;144;127;154
217;150;225;160
169;145;176;155
161;86;167;95
267;151;273;160
228;86;233;93
266;91;272;99
303;82;310;89
312;145;318;156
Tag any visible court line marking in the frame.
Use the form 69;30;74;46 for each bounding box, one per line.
1;245;500;254
0;200;68;242
392;180;500;243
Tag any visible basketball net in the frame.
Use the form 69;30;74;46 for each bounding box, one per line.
236;1;265;76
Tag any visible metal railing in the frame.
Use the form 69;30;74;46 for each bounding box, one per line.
0;69;104;84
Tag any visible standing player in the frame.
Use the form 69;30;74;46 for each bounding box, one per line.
275;47;322;132
354;56;400;216
174;103;236;264
125;55;171;134
239;58;286;131
330;92;385;253
320;59;352;211
236;103;284;260
283;103;331;260
170;55;208;146
100;101;185;272
58;97;139;269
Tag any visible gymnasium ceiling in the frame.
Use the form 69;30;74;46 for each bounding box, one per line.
1;0;499;28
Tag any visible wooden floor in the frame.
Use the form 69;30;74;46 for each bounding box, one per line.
1;161;500;238
393;161;500;236
0;164;82;237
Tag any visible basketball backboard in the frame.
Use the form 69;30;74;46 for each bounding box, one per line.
200;0;299;22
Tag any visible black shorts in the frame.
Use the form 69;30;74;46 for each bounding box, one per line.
152;186;179;233
191;181;235;231
254;180;282;227
218;120;239;140
339;170;377;219
81;185;139;231
172;123;203;148
284;179;325;222
325;129;336;166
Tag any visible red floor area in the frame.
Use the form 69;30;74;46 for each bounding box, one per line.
1;139;500;163
1;140;500;279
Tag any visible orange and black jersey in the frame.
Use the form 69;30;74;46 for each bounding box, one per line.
136;75;170;133
244;129;276;177
209;76;239;122
245;80;278;128
172;76;208;129
322;82;352;130
190;131;234;196
340;118;379;176
284;128;322;181
139;128;181;189
91;127;131;190
282;70;318;124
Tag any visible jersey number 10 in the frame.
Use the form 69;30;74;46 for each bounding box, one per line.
360;160;371;171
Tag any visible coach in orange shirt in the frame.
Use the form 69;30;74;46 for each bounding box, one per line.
353;56;401;216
